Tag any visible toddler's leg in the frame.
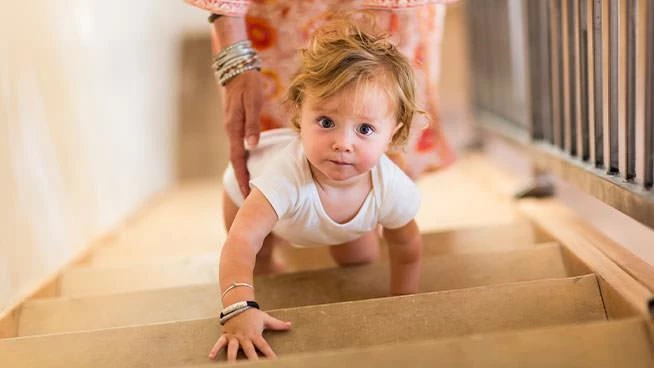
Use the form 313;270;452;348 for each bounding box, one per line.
329;230;380;266
222;191;286;275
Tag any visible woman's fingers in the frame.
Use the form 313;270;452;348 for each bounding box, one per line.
208;335;227;360
229;141;251;197
225;104;251;197
225;105;250;197
224;73;262;197
252;335;277;359
263;314;292;331
243;77;262;149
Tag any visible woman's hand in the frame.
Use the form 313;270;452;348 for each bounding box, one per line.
213;16;263;198
222;70;263;197
209;308;292;362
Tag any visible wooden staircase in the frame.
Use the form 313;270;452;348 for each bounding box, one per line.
1;154;653;367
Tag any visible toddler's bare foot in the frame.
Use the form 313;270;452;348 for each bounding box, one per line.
254;254;287;275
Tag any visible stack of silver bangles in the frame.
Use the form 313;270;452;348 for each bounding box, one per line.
212;40;261;86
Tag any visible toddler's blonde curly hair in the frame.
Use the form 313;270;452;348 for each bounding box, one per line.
286;12;425;146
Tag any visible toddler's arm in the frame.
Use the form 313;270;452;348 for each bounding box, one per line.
383;219;422;295
219;188;277;297
210;188;291;362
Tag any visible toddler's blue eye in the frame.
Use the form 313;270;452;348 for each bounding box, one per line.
357;123;375;136
318;117;335;129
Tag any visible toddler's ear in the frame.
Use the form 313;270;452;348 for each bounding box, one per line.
392;122;404;137
387;122;405;151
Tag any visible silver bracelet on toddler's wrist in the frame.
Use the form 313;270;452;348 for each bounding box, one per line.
219;300;260;325
221;282;254;300
220;306;251;325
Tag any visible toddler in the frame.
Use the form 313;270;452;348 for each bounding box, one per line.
212;14;423;362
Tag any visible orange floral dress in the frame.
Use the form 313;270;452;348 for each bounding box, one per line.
185;0;456;177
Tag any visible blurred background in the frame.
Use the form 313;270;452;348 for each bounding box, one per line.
1;1;214;309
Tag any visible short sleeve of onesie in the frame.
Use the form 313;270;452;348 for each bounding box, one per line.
378;158;422;229
249;153;300;220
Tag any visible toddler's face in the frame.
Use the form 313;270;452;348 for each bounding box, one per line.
299;81;399;183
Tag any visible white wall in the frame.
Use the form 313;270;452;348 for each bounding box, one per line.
0;0;210;310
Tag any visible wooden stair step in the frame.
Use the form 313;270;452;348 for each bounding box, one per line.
413;159;526;231
59;235;560;297
60;254;217;297
188;318;654;368
58;240;562;299
20;243;571;335
93;180;225;259
413;221;547;254
241;275;606;356
0;275;606;367
88;221;544;268
279;222;548;273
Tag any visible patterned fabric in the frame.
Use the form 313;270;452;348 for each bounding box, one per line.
185;0;457;15
185;0;455;176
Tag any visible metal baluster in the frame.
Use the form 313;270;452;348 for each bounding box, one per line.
593;0;605;167
608;0;620;174
527;0;549;140
555;0;566;149
543;1;554;144
625;0;637;180
579;0;591;161
482;1;493;114
645;0;654;188
568;0;579;156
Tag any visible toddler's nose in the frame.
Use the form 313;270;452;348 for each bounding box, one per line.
331;129;354;152
332;141;353;153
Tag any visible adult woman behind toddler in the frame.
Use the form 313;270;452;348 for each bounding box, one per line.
185;0;458;197
213;15;425;362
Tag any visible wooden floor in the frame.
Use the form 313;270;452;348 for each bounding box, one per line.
1;154;653;367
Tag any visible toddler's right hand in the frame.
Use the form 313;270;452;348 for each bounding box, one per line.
208;308;292;362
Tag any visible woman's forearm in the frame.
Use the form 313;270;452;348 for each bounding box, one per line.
213;15;248;51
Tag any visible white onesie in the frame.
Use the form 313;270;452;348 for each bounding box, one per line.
223;128;421;248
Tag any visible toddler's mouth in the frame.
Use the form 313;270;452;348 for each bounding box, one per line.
328;160;352;166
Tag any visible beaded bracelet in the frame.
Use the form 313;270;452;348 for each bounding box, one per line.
219;63;261;86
